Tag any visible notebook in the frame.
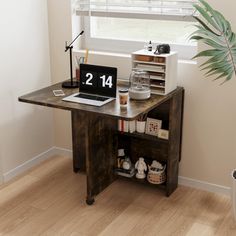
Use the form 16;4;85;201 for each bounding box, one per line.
62;64;117;107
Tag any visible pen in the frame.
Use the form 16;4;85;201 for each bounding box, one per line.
85;49;89;64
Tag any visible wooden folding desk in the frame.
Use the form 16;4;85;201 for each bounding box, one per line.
19;82;184;205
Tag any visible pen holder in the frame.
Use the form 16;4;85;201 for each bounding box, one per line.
136;121;146;133
76;68;80;81
75;56;85;82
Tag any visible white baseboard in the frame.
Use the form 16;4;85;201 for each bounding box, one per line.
3;146;72;183
53;146;72;158
179;176;231;197
3;147;56;182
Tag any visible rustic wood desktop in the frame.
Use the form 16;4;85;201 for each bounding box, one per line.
19;82;184;205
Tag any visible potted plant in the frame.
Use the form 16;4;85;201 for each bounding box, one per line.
191;0;236;82
191;0;236;219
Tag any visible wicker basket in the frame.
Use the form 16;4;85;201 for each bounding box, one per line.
147;165;166;185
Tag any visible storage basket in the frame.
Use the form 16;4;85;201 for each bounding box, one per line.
147;165;166;184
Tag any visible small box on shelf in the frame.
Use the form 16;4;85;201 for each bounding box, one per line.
158;129;169;140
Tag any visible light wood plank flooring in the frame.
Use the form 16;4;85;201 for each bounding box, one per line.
0;155;235;236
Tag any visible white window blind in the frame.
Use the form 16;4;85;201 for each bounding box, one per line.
75;0;197;21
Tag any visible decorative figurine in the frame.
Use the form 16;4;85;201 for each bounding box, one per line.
122;157;132;170
135;157;147;179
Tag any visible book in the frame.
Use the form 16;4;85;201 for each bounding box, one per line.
118;120;129;132
115;167;135;178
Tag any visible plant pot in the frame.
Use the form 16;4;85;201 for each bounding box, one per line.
136;121;146;133
232;169;236;220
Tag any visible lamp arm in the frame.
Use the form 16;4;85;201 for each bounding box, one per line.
65;30;84;52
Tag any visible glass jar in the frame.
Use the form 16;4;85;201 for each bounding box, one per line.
129;70;151;100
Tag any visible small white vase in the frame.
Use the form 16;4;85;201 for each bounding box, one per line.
129;120;136;133
136;121;146;133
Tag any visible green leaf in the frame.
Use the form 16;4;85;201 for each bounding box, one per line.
219;70;234;84
213;72;229;81
193;4;220;32
202;60;232;72
198;0;227;33
189;35;204;41
191;0;236;82
193;16;219;36
191;27;225;44
201;38;225;49
200;52;229;68
193;49;222;59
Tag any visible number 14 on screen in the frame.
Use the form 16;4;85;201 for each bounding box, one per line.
83;72;114;89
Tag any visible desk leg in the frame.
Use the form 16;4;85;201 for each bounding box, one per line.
85;112;117;205
71;111;86;172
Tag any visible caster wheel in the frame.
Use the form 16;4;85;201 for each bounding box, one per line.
73;167;80;173
86;198;95;205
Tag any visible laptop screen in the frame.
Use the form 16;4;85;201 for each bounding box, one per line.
79;64;117;98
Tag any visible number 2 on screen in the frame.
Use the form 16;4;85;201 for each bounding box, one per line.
100;75;113;88
85;73;93;85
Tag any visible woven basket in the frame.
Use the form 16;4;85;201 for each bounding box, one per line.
147;165;166;185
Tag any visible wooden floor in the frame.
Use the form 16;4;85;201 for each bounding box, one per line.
0;156;235;236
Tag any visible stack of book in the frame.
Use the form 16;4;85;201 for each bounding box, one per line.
115;167;135;178
118;120;136;133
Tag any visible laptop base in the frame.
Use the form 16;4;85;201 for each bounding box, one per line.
62;93;115;107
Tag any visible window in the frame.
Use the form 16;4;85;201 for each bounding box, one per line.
73;0;197;59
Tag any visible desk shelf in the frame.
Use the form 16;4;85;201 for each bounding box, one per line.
116;90;184;197
118;131;169;144
117;174;167;191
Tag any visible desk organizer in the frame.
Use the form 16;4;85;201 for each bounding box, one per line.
132;49;178;95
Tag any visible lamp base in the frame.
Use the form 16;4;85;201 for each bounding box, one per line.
62;80;79;88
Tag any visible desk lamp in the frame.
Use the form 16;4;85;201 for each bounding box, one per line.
62;30;84;88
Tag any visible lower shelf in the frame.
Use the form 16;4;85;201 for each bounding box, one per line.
116;173;167;191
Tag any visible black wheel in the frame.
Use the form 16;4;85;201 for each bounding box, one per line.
86;198;95;205
73;167;80;173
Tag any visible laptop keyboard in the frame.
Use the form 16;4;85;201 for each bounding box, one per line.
75;93;109;102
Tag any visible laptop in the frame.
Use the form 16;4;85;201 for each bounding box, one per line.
63;64;117;107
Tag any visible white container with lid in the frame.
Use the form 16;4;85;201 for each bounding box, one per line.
129;70;151;100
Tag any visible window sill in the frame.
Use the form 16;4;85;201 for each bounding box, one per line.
74;49;131;59
74;49;196;64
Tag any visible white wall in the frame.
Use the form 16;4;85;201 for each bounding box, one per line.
0;0;54;178
47;0;73;150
